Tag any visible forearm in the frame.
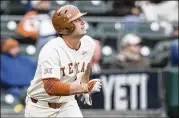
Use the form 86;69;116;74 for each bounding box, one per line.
43;78;88;96
81;63;91;84
81;74;89;84
69;83;88;95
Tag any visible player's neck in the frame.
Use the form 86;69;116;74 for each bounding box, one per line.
62;36;81;50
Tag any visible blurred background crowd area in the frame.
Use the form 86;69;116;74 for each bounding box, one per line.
0;0;178;117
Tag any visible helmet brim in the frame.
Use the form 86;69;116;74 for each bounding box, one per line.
69;12;87;22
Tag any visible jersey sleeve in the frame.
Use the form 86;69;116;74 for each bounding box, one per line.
39;48;61;79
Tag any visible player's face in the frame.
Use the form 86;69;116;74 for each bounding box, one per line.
71;17;87;38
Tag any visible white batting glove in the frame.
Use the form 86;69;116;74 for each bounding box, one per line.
82;79;102;93
80;93;92;106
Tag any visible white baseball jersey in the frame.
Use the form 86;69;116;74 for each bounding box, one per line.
27;35;95;103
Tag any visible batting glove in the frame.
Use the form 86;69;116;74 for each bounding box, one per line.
82;79;102;93
80;93;92;106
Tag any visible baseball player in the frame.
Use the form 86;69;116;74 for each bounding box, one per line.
24;5;102;117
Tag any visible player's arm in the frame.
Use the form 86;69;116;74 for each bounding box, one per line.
43;77;101;96
42;63;101;96
42;63;100;96
78;63;94;105
81;63;91;84
42;78;88;96
81;37;96;84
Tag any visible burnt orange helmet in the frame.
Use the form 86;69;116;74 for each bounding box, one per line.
52;5;87;35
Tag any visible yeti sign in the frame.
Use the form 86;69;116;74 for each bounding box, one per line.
91;71;161;110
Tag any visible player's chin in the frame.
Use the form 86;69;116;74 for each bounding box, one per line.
80;31;87;36
78;33;86;39
83;30;87;35
84;29;87;34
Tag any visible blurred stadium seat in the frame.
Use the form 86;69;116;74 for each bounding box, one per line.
85;22;97;37
2;0;26;15
73;1;108;14
0;20;19;37
149;40;172;67
1;89;22;110
95;22;125;40
101;45;117;68
0;0;9;14
51;0;72;10
135;22;166;39
18;44;37;61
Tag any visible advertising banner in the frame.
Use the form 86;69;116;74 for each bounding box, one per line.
89;71;162;110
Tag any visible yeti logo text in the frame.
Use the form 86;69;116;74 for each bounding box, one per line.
102;74;148;110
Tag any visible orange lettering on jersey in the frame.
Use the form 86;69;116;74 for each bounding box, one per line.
75;62;80;73
60;67;65;76
81;62;85;72
68;63;73;74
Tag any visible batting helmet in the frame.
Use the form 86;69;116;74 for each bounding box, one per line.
52;5;87;35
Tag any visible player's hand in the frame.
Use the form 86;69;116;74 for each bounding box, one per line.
80;93;92;106
88;79;102;93
82;79;102;93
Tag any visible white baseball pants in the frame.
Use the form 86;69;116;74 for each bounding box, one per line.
24;96;83;117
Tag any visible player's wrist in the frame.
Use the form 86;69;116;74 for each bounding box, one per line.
81;83;89;93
